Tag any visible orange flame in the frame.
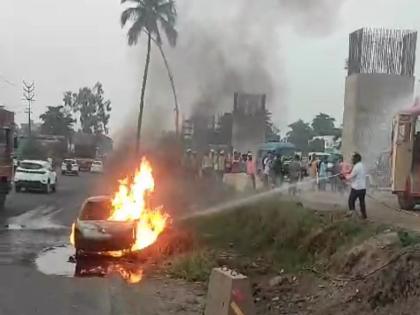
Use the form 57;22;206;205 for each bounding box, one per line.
109;158;170;251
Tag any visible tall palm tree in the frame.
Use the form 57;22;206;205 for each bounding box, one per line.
153;39;180;138
121;0;177;153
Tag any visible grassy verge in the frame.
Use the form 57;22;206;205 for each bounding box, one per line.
167;199;392;281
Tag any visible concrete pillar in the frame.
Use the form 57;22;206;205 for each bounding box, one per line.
205;268;255;315
342;73;415;166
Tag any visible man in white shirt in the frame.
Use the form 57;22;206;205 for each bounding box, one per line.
345;152;367;219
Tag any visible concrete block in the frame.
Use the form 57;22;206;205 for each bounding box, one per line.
205;268;255;315
223;173;251;192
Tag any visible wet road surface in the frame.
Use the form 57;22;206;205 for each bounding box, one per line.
0;172;152;315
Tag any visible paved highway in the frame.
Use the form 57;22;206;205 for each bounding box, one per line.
0;172;150;315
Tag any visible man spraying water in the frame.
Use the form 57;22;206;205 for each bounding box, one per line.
346;152;368;219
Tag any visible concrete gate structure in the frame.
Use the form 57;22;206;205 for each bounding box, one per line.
342;28;417;167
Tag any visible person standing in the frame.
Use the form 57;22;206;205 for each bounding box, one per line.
318;156;328;191
201;150;213;179
246;153;256;190
216;151;226;181
340;157;352;192
288;154;301;196
263;152;273;189
309;154;318;190
345;153;367;219
272;154;283;187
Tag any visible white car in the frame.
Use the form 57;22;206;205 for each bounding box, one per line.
14;160;57;193
90;161;103;173
61;159;79;176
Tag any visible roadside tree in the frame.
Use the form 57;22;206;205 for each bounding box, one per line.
120;0;177;153
40;106;75;137
64;82;112;135
312;113;338;136
287;120;313;152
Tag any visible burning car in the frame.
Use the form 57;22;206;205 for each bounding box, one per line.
71;158;169;258
72;196;136;257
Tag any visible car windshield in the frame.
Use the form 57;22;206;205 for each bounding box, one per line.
93;161;102;165
64;160;76;164
80;200;112;220
19;162;43;170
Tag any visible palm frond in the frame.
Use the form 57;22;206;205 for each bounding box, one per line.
121;7;139;27
121;0;141;4
127;16;146;45
159;18;177;47
121;0;177;47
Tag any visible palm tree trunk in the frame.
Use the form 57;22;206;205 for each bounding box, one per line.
154;41;179;137
136;31;152;154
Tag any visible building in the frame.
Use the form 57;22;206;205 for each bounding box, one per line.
342;28;417;166
232;93;266;154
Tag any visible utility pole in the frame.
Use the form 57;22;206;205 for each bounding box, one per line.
22;81;35;137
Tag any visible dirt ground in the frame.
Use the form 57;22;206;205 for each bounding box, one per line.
298;189;420;232
147;189;420;315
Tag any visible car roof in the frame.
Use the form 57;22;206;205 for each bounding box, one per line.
20;160;48;165
63;158;77;161
258;142;296;151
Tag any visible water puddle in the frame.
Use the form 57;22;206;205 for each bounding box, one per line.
35;245;143;283
36;245;75;277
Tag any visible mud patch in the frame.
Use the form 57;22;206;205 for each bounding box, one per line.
330;231;400;278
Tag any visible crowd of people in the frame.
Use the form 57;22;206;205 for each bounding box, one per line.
182;149;259;189
182;148;368;219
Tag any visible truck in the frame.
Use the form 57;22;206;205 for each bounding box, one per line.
391;102;420;209
0;109;15;209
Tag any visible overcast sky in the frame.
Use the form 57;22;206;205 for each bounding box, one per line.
0;0;420;137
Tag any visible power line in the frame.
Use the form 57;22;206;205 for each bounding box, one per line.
22;81;35;136
0;74;16;87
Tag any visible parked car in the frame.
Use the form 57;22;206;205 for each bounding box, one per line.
61;159;79;176
77;158;93;172
73;196;136;257
14;160;57;193
90;161;103;174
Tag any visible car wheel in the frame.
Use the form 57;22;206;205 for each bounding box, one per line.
15;185;21;193
75;172;79;176
52;184;56;192
61;171;65;175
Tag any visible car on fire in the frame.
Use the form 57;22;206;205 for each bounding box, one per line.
61;159;79;176
14;160;57;193
73;196;137;257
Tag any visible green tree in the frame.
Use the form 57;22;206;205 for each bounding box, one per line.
312;113;336;136
64;82;112;134
39;106;75;137
265;109;280;142
121;0;177;153
287;120;313;152
17;137;47;160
